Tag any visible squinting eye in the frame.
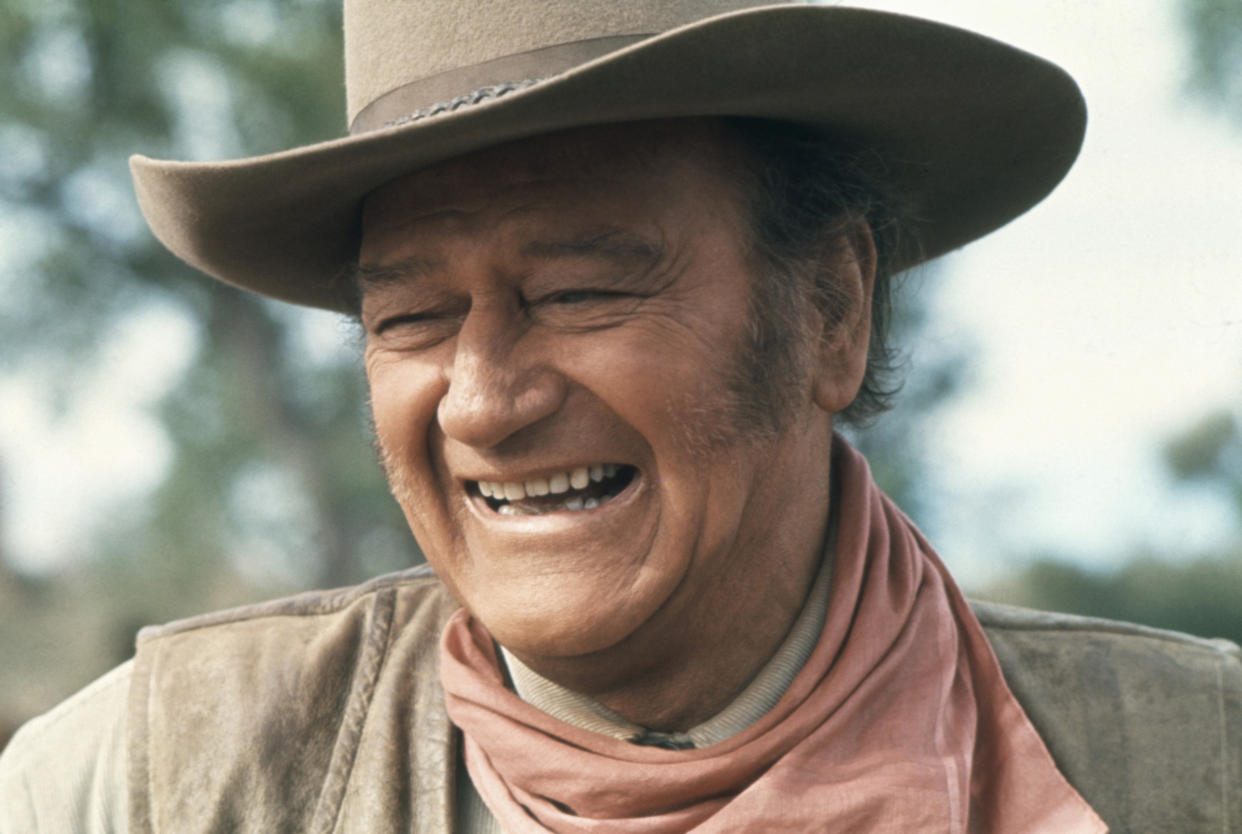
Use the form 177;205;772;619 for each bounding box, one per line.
546;289;633;306
550;290;599;304
370;312;462;351
374;313;431;334
525;288;638;330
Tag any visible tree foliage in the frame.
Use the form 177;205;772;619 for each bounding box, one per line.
0;0;417;742
1;0;417;587
1164;410;1242;517
983;403;1242;643
986;546;1242;647
1181;0;1242;121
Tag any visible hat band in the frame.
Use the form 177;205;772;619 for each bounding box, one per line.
349;34;649;135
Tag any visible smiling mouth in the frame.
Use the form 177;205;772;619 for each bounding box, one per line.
470;464;637;516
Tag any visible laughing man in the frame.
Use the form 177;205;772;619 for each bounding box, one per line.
2;1;1239;832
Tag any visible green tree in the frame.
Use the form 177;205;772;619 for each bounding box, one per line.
0;0;415;740
980;403;1242;643
980;403;1242;642
0;0;415;589
1164;410;1242;518
984;547;1242;646
1181;0;1242;122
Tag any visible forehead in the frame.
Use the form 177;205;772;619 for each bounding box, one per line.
359;119;748;254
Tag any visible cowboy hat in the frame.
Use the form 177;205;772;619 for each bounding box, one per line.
129;0;1086;311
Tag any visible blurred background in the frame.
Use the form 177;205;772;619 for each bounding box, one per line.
1;0;1239;748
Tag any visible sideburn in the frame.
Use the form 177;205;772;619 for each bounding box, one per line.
723;262;822;441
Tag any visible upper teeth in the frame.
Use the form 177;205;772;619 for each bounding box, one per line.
478;463;619;501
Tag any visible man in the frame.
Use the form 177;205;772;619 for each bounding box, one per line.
2;1;1239;832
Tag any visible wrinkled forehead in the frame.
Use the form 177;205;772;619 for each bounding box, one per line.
360;118;746;236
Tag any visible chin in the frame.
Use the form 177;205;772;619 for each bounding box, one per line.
470;578;667;661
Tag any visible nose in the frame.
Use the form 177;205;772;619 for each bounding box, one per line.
437;304;567;449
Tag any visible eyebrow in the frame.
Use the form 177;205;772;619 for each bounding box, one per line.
350;229;664;295
520;229;663;266
349;256;442;293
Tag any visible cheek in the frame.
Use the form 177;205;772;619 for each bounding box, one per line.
367;347;443;438
562;326;750;532
366;353;449;513
582;327;747;461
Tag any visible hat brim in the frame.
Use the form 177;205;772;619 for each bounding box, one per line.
130;5;1086;311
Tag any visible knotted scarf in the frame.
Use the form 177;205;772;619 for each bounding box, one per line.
440;439;1106;832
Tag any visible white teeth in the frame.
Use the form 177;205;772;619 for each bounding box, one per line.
479;464;626;513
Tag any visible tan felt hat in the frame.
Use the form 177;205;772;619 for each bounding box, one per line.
129;0;1086;311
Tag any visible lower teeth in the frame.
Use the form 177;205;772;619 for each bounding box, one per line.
495;493;606;515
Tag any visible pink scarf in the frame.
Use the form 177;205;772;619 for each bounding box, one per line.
440;440;1106;832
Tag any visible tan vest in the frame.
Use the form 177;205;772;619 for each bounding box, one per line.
125;565;1242;833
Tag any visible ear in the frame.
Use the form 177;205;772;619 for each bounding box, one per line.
812;221;877;415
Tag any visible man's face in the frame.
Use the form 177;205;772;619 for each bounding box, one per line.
360;122;841;661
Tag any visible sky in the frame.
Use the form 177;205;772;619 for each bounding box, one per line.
1;0;1240;586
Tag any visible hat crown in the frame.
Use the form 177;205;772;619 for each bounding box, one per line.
343;0;792;125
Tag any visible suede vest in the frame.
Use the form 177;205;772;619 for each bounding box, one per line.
125;565;1242;833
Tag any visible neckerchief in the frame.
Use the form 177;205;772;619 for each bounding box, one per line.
441;439;1105;832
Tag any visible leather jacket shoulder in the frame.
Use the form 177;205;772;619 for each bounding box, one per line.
974;599;1242;832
